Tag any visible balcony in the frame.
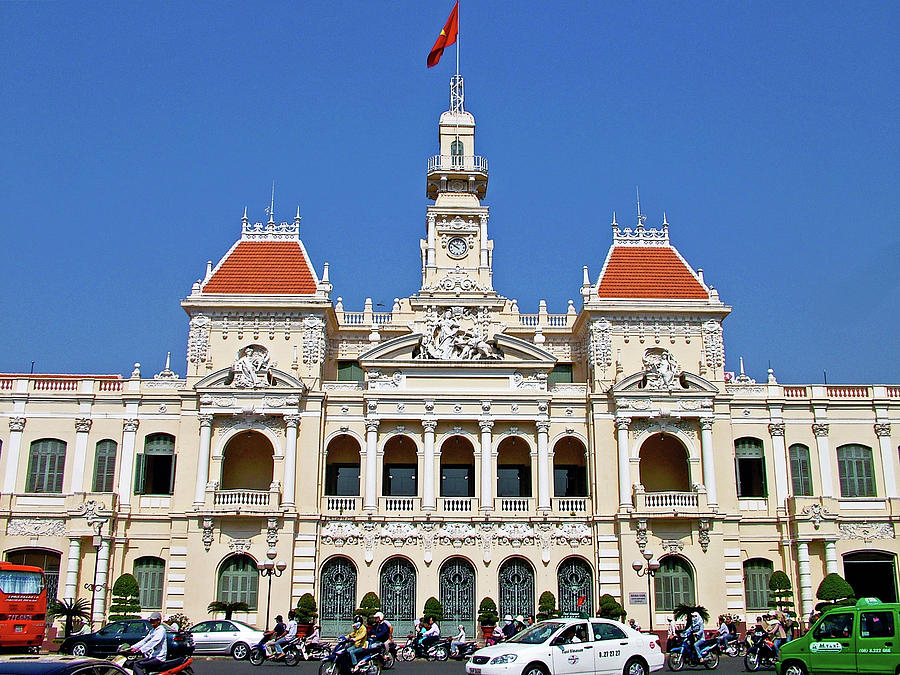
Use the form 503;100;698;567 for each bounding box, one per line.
379;496;421;513
322;496;361;514
427;154;488;176
633;488;708;516
495;497;534;513
440;497;474;514
553;497;589;514
210;488;280;513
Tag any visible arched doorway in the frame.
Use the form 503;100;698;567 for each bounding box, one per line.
221;431;274;491
320;557;357;637
440;436;475;502
382;436;417;497
439;557;476;637
324;434;361;500
553;437;588;499
6;549;61;601
216;554;258;610
498;557;535;620
639;434;690;492
844;551;898;603
496;437;531;500
558;557;593;616
380;557;416;635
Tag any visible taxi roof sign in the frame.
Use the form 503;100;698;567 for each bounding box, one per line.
856;597;883;607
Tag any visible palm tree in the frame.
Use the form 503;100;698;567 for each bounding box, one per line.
207;600;250;620
49;598;92;638
673;603;710;623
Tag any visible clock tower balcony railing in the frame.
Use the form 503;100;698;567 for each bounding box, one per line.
427;154;488;176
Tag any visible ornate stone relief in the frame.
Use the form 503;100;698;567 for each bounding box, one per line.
188;314;211;365
368;370;403;389
302;316;326;365
226;345;275;388
513;372;546;390
261;395;300;408
7;519;67;537
202;517;214;551
9;416;26;432
228;539;252;553
200;395;238;407
812;423;830;437
702;320;724;370
698;519;711;553
618;399;653;411
768;423;785;436
801;503;834;530
266;517;279;548
216;415;284;436
838;522;894;542
635;519;648;553
73;499;109;526
661;539;684;554
641;347;683;390
677;399;713;411
589;319;613;376
74;418;92;433
874;423;891;437
414;306;501;360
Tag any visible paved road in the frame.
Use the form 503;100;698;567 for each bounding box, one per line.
188;655;757;675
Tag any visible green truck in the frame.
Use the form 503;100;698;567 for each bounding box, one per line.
777;598;900;675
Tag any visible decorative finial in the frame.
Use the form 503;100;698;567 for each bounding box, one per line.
294;205;301;226
739;356;745;376
636;186;646;226
242;206;249;223
266;181;276;224
611;211;618;229
662;211;669;227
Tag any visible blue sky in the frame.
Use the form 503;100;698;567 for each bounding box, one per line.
1;1;898;383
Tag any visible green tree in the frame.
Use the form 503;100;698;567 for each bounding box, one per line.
108;574;141;621
295;593;318;624
207;600;251;620
355;591;381;621
768;570;795;615
597;593;627;620
49;598;92;638
478;597;498;626
673;604;710;623
815;573;856;611
537;591;559;621
423;596;444;623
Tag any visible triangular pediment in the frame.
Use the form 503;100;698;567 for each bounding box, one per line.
358;332;556;367
612;370;720;394
194;367;306;391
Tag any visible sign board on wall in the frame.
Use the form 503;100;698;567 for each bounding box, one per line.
629;592;648;605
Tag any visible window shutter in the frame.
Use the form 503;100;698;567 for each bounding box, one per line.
168;454;177;495
134;454;145;495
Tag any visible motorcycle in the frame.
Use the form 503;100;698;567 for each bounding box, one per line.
248;635;304;666
665;632;720;671
300;638;333;660
743;628;778;671
110;645;195;675
318;636;352;675
397;633;449;661
718;633;746;658
449;641;480;660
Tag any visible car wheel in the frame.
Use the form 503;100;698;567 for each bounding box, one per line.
624;657;648;675
666;652;684;671
232;642;250;660
521;662;549;675
782;662;807;675
70;642;88;657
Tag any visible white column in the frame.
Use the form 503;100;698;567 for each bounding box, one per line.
768;422;788;508
72;419;92;492
426;213;436;267
824;540;838;575
364;420;379;511
479;420;494;511
193;414;214;507
2;417;26;494
615;417;631;509
700;417;718;508
422;420;437;510
118;419;139;508
92;537;111;625
283;415;300;507
63;537;82;601
797;541;813;620
536;420;551;511
479;214;489;268
813;424;834;497
875;423;897;498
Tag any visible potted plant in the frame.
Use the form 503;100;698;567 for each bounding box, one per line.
536;591;558;621
423;597;444;623
295;593;318;637
108;574;141;621
598;594;627;621
355;592;382;622
207;600;250;620
478;597;498;641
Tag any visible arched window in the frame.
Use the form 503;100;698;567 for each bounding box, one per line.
554;437;588;497
640;434;690;492
26;439;66;493
217;555;258;609
6;549;61;601
134;557;165;609
325;435;361;496
837;444;876;497
496;437;531;498
743;558;773;610
654;556;695;611
789;444;812;496
557;557;593;617
735;438;767;498
93;440;117;493
440;436;475;497
450;139;464;166
380;557;416;635
135;433;175;495
383;436;417;497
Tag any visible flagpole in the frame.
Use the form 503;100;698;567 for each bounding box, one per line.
456;0;460;76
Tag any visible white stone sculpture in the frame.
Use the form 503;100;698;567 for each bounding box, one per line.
642;347;682;390
227;345;274;388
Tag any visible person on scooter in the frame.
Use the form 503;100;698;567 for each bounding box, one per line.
490;622;503;645
129;611;167;675
273;610;298;660
346;617;368;667
501;614;516;640
303;624;322;659
420;616;441;652
257;615;286;656
683;611;705;662
715;615;730;650
450;624;466;657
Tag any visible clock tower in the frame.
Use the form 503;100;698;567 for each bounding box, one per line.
418;75;496;300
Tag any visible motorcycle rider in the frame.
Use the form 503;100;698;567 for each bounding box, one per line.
715;615;731;650
303;624;322;659
273;610;298;660
129;611;167;675
346;617;368;667
683;611;705;662
420;616;441;653
501;614;517;640
450;624;466;657
257;615;286;656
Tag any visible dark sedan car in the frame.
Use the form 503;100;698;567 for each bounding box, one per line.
59;619;194;658
0;655;128;675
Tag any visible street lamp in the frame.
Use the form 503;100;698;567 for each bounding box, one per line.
83;519;107;629
257;549;287;630
632;550;661;631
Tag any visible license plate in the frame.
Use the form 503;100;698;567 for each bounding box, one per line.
469;668;481;674
15;626;24;632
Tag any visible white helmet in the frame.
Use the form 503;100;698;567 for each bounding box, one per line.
504;614;513;622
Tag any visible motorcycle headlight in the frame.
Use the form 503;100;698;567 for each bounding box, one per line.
489;654;518;664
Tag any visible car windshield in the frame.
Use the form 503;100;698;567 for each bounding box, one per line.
507;621;564;644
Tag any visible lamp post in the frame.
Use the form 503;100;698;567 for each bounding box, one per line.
83;519;107;628
632;550;661;631
257;549;287;630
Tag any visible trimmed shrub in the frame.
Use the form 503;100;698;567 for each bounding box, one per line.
537;591;558;621
768;570;795;615
295;593;318;624
355;592;381;620
478;597;498;626
815;573;855;610
423;596;444;623
598;593;626;620
108;574;141;621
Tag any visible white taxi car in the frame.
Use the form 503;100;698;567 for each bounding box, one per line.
466;618;663;675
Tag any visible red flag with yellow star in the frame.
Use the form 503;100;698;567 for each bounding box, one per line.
427;2;459;68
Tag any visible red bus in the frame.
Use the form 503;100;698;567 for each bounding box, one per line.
0;561;47;650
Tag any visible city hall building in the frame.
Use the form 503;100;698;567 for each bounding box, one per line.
1;77;897;637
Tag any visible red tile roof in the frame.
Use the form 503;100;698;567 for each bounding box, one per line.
203;241;318;294
597;246;708;300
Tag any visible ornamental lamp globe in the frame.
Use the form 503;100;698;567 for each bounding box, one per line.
632;560;643;572
276;560;288;572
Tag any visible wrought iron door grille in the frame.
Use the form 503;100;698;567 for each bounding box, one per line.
320;557;357;637
439;557;476;637
380;557;416;636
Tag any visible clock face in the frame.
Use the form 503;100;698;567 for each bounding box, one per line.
448;237;468;257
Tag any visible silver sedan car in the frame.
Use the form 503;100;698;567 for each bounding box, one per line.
188;619;266;659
